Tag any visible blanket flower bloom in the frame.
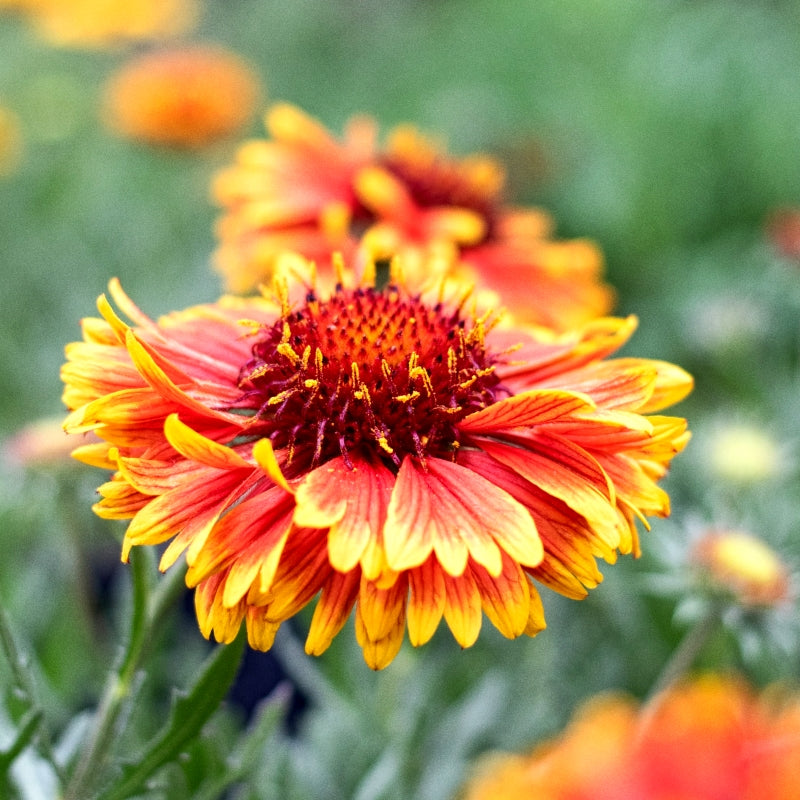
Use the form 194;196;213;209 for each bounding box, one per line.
461;675;800;800
61;256;691;668
9;0;198;48
692;529;790;607
212;104;614;330
102;46;260;149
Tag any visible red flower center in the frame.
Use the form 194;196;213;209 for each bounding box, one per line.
235;284;505;473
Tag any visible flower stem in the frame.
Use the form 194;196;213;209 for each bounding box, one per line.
62;551;187;800
647;602;723;701
0;603;63;782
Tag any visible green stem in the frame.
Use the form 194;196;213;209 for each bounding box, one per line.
647;602;723;701
62;551;187;800
0;604;63;782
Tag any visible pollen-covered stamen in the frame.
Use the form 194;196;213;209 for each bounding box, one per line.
234;283;505;473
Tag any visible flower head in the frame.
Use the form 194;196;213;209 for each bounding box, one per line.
693;529;791;607
102;46;260;149
16;0;198;48
62;257;691;668
461;675;800;800
212;104;614;330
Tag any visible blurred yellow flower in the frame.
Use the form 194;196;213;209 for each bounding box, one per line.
693;529;790;606
462;675;800;800
13;0;199;48
102;46;260;149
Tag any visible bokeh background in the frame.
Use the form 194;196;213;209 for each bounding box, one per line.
2;2;800;798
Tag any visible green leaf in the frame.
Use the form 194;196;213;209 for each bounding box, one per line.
190;684;291;800
98;631;246;800
0;709;43;775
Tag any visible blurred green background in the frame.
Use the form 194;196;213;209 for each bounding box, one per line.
1;2;800;798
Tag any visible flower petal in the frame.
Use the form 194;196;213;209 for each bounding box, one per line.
305;568;361;657
442;569;482;648
294;456;395;573
407;557;447;647
459;389;594;433
477;434;620;539
385;457;539;578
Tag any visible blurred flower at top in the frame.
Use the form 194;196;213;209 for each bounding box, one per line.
0;106;22;176
61;254;691;669
692;529;790;607
102;45;260;150
460;674;800;800
5;0;198;48
212;104;614;330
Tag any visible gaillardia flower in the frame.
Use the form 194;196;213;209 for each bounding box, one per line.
102;46;260;149
62;257;691;668
212;104;614;330
460;675;800;800
16;0;198;48
693;529;790;607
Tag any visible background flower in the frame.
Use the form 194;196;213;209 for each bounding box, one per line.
212;104;614;330
6;0;199;48
101;46;261;149
460;675;800;800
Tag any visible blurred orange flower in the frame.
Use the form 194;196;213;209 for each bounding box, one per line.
62;257;690;668
462;675;800;800
14;0;198;48
0;106;22;176
102;46;260;149
212;104;614;330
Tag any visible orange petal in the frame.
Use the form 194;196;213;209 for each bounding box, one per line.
459;389;594;433
305;568;361;656
252;437;293;493
121;467;244;558
186;487;293;603
357;574;408;643
524;582;547;636
478;434;620;539
407;557;446;647
354;593;406;670
163;414;249;470
294;456;395;573
442;569;482;648
245;608;280;651
385;457;540;578
473;554;531;639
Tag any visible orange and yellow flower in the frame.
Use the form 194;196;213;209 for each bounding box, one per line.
11;0;198;48
62;256;690;668
693;529;790;607
461;675;800;800
102;46;260;149
212;104;614;330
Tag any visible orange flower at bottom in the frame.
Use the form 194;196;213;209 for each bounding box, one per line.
102;46;260;149
462;676;800;800
61;257;691;668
